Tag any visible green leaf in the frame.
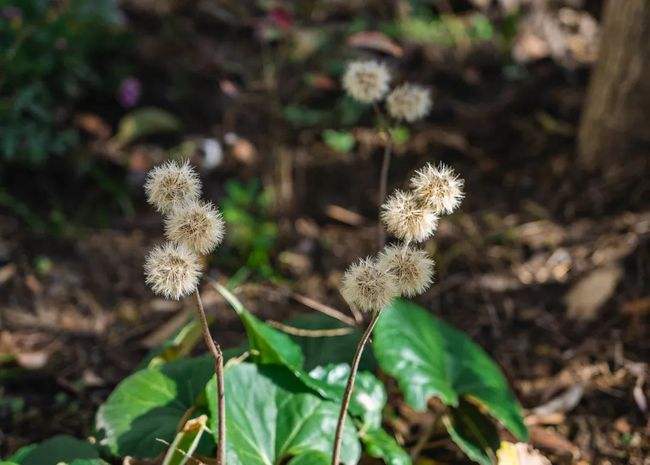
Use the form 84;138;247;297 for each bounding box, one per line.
287;313;375;371
69;460;111;465
213;284;376;421
309;364;386;429
95;355;214;458
162;415;209;465
373;299;527;441
322;130;356;153
7;436;99;465
206;363;361;465
443;400;500;465
360;428;411;465
112;107;182;147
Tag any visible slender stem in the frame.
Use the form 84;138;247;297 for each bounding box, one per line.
331;310;382;465
194;289;226;465
378;140;392;247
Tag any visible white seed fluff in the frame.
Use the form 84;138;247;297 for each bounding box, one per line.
410;163;464;215
378;245;434;297
342;60;391;104
386;83;432;122
340;257;398;313
144;160;201;214
144;242;202;300
380;190;439;243
165;200;225;255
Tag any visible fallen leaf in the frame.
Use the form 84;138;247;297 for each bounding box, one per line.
497;441;551;465
565;264;623;320
347;31;404;57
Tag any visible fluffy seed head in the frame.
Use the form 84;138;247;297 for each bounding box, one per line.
342;60;391;104
144;160;201;214
410;163;464;215
144;242;202;300
165;200;225;255
386;83;432;122
380;190;439;243
340;257;398;313
378;245;434;297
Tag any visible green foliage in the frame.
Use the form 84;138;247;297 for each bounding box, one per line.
206;363;361;465
95;355;214;458
444;400;500;465
161;415;208;465
112;107;182;148
220;179;278;279
323;129;356;153
6;435;101;465
0;0;130;163
359;427;411;465
372;299;528;442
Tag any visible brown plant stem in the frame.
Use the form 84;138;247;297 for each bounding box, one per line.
378;141;392;247
331;310;382;465
194;289;226;465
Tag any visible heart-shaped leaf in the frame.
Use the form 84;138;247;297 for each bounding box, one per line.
213;284;380;423
443;399;500;465
360;428;411;465
6;436;100;465
206;362;361;465
373;300;527;441
95;355;214;458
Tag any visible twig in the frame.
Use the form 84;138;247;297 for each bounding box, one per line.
290;292;357;327
331;311;382;465
378;141;392;247
267;320;354;337
194;290;226;465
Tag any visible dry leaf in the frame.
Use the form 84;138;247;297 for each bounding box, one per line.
565;264;623;320
497;441;552;465
347;31;403;57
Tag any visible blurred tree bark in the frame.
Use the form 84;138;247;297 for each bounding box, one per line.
578;0;650;168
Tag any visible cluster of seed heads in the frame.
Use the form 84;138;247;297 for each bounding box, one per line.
340;162;464;313
342;60;432;122
143;160;225;300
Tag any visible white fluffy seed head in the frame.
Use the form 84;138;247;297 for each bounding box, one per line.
165;200;225;255
410;163;464;215
342;60;391;104
144;160;201;214
144;242;202;300
386;83;432;122
380;190;439;243
378;245;434;297
340;257;398;313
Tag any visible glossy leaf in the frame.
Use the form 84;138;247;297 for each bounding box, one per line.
360;428;411;465
373;299;527;441
309;363;386;429
206;362;361;465
6;436;100;465
443;400;500;465
95;355;213;458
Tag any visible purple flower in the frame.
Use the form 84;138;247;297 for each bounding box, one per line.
118;77;141;108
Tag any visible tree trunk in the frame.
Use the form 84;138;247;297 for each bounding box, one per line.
578;0;650;169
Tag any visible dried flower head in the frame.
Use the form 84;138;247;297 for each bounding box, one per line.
380;190;439;243
144;242;202;300
378;245;434;297
165;200;225;255
386;83;432;122
144;160;201;214
342;60;391;104
340;257;398;313
410;163;464;215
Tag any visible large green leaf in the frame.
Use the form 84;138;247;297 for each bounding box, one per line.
360;428;411;465
309;363;385;429
6;436;100;465
287;313;375;371
214;284;379;423
162;415;209;465
95;355;213;458
373;299;527;441
206;362;361;465
443;400;500;465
